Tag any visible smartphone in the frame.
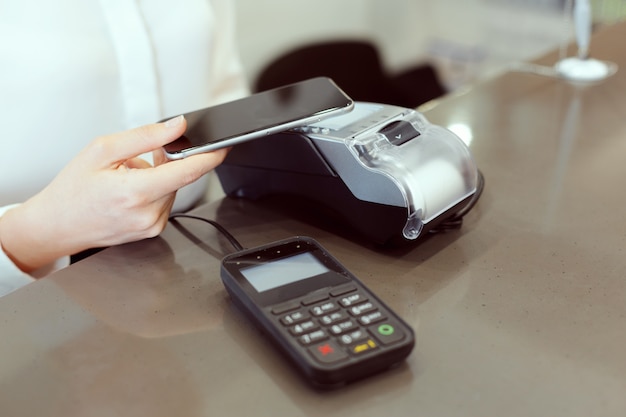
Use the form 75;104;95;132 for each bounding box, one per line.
220;236;415;388
163;77;354;159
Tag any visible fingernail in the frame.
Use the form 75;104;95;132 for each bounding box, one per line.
164;115;184;128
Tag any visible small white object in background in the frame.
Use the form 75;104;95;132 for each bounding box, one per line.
555;0;618;82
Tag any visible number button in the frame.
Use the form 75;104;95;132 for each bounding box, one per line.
339;329;368;345
280;310;309;326
329;319;357;335
348;302;376;317
289;320;318;335
358;310;385;325
310;302;339;316
319;311;347;325
299;329;328;346
338;293;368;307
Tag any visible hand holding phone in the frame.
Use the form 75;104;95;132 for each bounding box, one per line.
163;77;354;159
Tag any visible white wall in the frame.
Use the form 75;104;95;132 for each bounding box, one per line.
233;0;573;90
233;0;431;80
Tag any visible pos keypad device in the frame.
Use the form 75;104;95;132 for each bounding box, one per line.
220;236;415;388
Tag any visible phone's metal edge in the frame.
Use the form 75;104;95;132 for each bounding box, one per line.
164;101;355;160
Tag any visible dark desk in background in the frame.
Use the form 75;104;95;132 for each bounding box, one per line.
2;22;626;417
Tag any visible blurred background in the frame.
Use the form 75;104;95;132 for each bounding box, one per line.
233;0;626;94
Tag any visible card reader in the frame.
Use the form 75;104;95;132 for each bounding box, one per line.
216;102;479;245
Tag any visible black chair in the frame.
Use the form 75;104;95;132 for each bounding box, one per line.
253;40;446;109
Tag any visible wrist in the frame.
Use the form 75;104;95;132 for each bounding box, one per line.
0;204;62;273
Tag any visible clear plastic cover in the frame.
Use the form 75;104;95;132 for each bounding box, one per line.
347;112;478;240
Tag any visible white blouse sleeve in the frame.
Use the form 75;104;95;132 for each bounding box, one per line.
0;204;69;298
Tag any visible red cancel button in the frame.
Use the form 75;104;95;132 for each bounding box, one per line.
308;341;349;364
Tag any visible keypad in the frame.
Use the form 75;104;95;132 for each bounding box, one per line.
271;284;406;365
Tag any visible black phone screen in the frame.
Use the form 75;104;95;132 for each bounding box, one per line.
164;77;353;157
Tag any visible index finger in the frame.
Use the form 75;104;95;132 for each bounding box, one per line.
86;116;187;168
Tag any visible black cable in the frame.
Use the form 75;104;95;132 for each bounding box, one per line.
168;213;245;252
429;169;485;233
